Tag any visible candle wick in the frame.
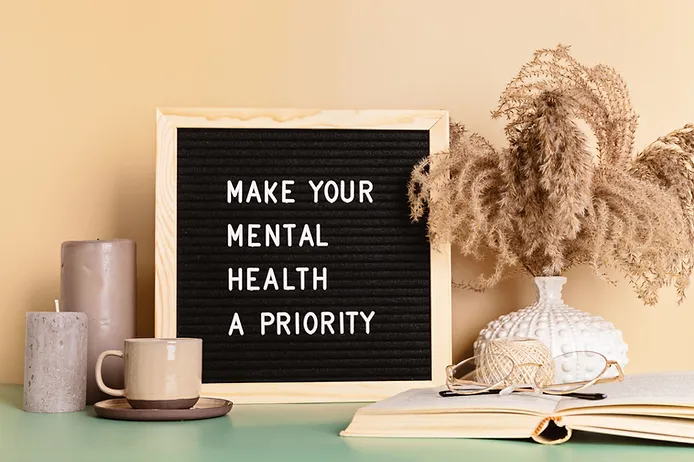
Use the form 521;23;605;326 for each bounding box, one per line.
55;299;60;313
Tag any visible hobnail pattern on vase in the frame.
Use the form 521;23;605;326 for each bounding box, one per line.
473;276;628;384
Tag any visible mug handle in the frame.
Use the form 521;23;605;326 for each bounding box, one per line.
95;350;125;397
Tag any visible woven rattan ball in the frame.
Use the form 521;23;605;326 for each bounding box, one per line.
477;338;554;386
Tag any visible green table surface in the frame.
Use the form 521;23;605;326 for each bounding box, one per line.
1;385;693;461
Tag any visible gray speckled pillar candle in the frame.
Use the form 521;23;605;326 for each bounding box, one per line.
24;312;88;413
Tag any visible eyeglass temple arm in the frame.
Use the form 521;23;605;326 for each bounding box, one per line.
438;389;607;400
606;360;625;381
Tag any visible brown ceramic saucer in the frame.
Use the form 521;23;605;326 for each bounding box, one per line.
93;397;233;421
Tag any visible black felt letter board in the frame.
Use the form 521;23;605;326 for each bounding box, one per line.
176;127;432;383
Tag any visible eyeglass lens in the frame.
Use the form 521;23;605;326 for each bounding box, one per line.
449;355;515;392
537;351;611;392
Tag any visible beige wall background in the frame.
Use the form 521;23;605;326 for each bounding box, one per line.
2;0;694;384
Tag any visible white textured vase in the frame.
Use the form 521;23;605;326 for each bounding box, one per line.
473;276;628;383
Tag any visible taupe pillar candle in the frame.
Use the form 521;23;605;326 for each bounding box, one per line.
24;311;88;412
61;239;136;404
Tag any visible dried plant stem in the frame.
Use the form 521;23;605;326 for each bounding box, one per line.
409;45;694;305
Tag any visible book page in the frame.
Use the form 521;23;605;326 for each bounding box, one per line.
556;371;694;413
562;414;694;440
358;387;561;416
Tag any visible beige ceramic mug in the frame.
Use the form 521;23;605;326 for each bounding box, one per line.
96;338;202;409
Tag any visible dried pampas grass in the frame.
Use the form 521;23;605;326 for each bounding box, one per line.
409;45;694;305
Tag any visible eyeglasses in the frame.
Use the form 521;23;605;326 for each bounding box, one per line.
441;350;624;400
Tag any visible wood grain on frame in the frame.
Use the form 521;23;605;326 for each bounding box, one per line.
155;108;452;403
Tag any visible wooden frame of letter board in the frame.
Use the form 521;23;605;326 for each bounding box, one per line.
155;108;452;404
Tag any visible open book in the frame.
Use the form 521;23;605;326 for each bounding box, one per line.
341;371;694;445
